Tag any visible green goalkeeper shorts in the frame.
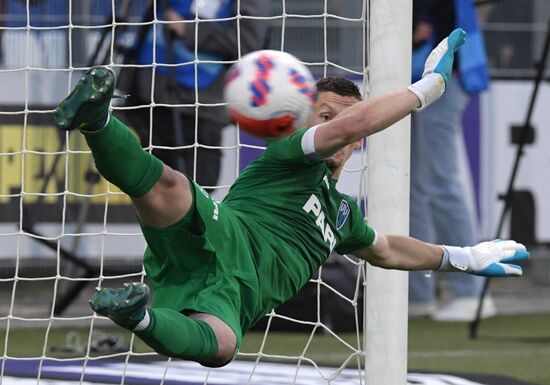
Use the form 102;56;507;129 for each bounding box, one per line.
139;179;260;350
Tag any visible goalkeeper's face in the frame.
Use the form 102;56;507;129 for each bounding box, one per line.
307;91;361;175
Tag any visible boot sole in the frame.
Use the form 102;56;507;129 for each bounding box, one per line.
90;282;150;317
53;67;115;131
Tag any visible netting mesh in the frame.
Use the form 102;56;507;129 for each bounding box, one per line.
0;0;371;383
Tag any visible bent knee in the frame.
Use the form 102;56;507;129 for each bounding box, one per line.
132;165;193;228
157;164;186;189
190;313;237;367
214;332;237;364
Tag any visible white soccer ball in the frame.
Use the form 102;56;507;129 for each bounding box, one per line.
224;50;316;139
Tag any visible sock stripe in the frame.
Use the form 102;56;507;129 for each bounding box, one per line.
133;309;151;331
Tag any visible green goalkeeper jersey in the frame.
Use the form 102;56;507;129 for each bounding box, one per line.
223;127;376;316
141;126;376;345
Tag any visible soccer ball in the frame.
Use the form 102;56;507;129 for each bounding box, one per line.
224;50;316;139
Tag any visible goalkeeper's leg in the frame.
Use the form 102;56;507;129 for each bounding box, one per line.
53;66;191;228
90;283;237;366
55;67;237;365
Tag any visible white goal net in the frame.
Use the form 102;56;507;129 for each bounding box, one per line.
0;0;408;384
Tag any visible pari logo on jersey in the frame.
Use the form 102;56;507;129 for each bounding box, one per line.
302;194;337;251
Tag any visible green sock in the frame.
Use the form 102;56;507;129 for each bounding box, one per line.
135;308;219;362
83;116;164;197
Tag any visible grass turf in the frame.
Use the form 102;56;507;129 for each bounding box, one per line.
0;314;548;384
407;314;550;385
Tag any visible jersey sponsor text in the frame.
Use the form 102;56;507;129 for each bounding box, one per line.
302;194;336;251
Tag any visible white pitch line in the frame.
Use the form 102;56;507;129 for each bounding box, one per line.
409;348;550;358
304;347;550;362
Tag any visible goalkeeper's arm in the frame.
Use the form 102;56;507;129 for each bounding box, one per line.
312;28;467;158
353;234;530;278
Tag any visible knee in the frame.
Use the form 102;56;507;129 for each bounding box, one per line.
190;314;237;367
156;164;186;189
214;328;237;365
132;165;193;228
136;164;188;203
205;319;237;367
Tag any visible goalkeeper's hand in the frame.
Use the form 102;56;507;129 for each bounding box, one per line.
408;28;467;111
438;240;530;277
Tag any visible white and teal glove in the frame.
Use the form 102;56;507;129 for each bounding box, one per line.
438;240;530;277
408;28;467;111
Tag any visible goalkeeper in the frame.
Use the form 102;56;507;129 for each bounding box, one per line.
53;28;528;367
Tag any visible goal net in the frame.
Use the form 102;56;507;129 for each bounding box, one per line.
0;0;407;383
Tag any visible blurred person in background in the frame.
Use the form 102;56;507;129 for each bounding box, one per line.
121;0;270;188
408;0;493;321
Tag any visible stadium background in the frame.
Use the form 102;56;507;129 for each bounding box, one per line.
0;1;549;384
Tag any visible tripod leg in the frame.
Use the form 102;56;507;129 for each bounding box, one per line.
469;278;490;339
53;268;97;316
469;18;550;339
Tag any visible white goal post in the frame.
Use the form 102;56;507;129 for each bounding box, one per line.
366;0;411;384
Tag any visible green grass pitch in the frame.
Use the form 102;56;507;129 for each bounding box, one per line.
0;314;548;384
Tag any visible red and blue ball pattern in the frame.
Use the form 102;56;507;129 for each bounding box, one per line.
224;50;316;139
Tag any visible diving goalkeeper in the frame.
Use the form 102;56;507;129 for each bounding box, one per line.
53;28;528;367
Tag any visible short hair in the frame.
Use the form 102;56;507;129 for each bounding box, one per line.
316;77;362;101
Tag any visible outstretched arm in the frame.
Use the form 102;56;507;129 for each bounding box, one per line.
355;233;445;271
353;234;530;277
314;89;420;158
313;28;467;158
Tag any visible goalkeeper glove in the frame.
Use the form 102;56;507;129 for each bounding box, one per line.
438;240;530;277
408;28;467;111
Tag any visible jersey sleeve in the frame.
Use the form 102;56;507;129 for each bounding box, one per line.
335;199;377;255
263;125;327;165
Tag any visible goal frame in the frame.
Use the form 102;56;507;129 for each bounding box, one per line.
365;0;411;383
